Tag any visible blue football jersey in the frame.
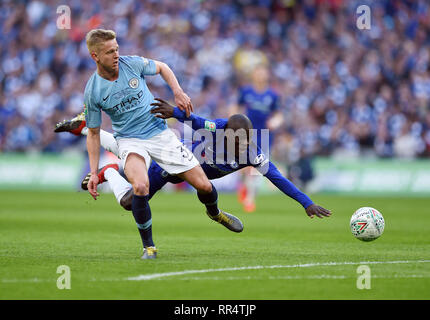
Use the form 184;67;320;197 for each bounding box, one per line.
147;107;314;209
238;85;280;131
84;55;167;139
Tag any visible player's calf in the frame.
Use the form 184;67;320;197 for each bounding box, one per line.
120;189;133;211
132;194;155;251
178;167;218;215
196;183;219;217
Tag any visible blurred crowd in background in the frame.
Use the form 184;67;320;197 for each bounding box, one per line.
1;0;430;168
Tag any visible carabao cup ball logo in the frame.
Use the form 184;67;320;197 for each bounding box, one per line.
129;78;139;89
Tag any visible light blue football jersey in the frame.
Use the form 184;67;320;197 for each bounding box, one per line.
84;55;167;140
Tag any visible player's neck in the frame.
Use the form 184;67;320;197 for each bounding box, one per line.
253;83;267;93
97;65;119;82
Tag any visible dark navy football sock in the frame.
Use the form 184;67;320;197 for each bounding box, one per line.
197;183;219;217
131;194;154;248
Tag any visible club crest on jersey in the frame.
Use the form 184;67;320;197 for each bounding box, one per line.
128;78;139;89
230;160;239;169
254;154;265;165
254;153;269;167
161;170;169;178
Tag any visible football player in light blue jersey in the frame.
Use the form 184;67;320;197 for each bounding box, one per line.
83;29;243;259
84;54;168;140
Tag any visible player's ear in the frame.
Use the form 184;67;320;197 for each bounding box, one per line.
90;51;99;62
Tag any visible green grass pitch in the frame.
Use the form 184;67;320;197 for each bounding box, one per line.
0;190;429;299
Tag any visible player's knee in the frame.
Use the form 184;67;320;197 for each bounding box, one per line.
132;182;149;196
196;179;212;194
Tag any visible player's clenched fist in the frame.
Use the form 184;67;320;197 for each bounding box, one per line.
174;90;193;117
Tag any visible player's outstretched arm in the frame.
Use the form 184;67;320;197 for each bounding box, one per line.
260;161;331;219
153;61;193;117
151;98;216;132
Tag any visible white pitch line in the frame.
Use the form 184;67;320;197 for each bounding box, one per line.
1;260;429;283
169;274;430;281
126;259;430;281
1;278;49;283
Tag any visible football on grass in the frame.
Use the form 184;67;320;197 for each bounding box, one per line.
350;207;385;241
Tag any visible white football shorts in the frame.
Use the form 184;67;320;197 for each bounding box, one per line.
117;128;199;175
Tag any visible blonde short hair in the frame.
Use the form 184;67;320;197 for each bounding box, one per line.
86;29;116;53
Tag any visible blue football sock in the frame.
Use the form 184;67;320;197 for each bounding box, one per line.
197;183;219;217
131;194;154;248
